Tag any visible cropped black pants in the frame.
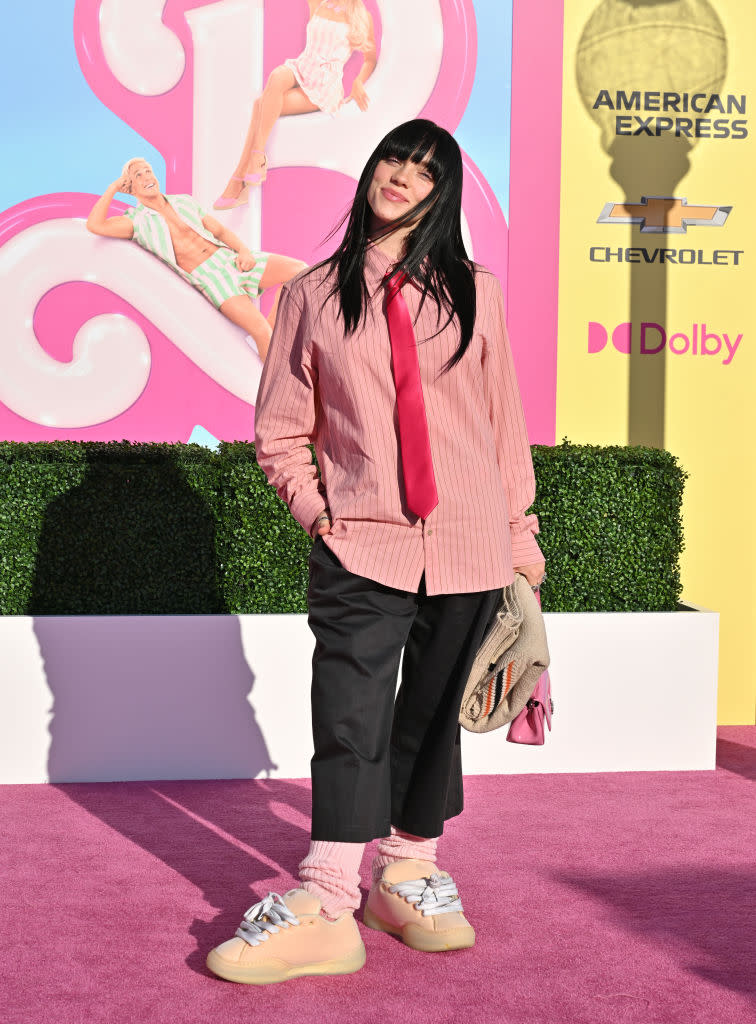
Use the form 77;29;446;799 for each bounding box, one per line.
307;537;500;842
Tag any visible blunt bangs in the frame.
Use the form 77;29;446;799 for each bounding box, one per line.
373;120;459;184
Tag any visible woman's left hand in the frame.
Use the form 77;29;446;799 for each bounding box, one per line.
235;249;257;272
515;562;546;589
347;80;369;111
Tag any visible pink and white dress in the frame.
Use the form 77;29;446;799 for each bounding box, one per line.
285;4;354;116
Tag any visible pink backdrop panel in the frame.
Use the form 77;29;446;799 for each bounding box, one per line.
0;0;559;445
0;196;255;443
508;0;564;445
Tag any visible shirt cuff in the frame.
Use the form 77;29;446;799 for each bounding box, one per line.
290;490;329;538
510;514;545;568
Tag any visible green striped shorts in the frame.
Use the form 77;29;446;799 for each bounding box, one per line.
190;247;270;308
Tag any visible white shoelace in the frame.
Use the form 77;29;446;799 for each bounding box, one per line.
235;893;301;947
389;873;464;916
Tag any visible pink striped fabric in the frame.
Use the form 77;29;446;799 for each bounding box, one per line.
254;245;544;596
284;10;352;115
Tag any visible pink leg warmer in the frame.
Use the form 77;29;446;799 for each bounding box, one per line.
371;826;439;883
298;840;365;920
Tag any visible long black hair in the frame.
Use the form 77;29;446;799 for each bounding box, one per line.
322;119;476;369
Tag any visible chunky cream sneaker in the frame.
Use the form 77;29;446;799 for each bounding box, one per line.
206;889;366;984
364;859;475;952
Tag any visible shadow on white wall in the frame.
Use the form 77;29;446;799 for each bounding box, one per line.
35;616;276;783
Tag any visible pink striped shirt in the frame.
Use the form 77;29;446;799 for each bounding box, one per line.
254;245;544;595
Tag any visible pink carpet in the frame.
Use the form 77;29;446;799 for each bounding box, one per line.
1;727;754;1024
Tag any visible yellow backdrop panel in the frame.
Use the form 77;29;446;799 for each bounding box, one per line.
557;0;755;723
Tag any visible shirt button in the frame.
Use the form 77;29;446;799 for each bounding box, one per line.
427;529;434;536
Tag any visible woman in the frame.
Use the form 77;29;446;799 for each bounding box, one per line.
206;119;546;984
214;0;377;209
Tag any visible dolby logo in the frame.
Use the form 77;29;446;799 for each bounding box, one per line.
588;321;742;365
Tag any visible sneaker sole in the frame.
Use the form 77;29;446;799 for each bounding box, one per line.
363;905;475;952
206;944;366;985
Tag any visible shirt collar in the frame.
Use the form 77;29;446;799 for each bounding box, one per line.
364;243;424;292
364;243;393;288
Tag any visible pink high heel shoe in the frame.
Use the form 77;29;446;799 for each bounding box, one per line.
242;151;268;186
212;177;249;211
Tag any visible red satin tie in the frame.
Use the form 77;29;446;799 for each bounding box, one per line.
385;271;439;519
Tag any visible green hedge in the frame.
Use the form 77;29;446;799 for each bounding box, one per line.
0;439;686;615
218;442;311;613
531;440;686;612
0;442;224;615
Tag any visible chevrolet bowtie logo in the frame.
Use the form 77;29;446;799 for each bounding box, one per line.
597;196;732;234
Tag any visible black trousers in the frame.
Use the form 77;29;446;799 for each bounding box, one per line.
307;537;500;842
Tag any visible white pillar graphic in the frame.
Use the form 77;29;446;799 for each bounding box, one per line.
186;0;264;250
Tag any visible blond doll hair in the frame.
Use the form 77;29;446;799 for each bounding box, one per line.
120;157;150;194
341;0;372;52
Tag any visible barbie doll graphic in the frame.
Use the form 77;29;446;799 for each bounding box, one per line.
214;0;377;209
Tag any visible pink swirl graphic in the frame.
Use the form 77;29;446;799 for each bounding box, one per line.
0;196;257;441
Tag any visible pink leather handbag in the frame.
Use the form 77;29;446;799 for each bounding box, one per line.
506;670;553;745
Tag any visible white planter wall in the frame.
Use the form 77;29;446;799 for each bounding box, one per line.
0;607;718;784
